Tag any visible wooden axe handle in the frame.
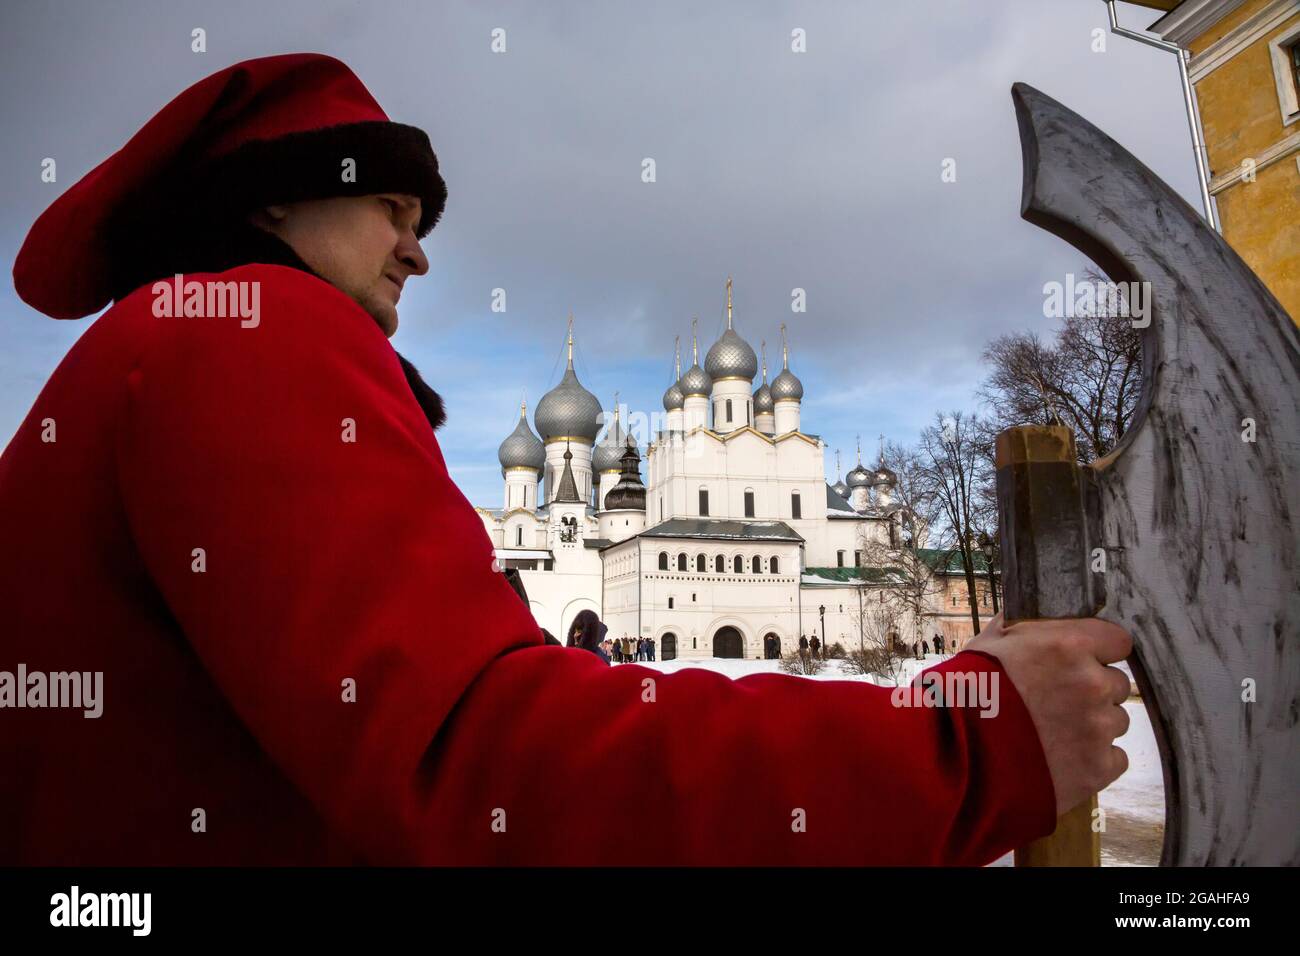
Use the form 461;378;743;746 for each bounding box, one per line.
995;425;1105;867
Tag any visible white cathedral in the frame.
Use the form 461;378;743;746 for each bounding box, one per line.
476;280;915;660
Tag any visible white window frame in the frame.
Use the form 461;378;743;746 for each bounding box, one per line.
1270;21;1300;126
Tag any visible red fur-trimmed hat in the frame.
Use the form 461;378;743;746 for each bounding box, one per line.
14;52;447;320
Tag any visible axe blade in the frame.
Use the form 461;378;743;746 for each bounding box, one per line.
1010;82;1300;866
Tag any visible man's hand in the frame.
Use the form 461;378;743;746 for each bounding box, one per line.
966;613;1134;818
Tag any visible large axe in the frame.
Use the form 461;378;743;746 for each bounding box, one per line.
996;84;1299;866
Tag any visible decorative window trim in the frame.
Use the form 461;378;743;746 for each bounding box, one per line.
1183;0;1294;82
1269;20;1300;126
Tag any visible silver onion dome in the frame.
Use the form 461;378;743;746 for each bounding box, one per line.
678;363;712;398
846;464;873;488
535;364;602;443
592;410;631;472
753;382;774;414
662;380;685;411
705;328;758;381
498;405;545;473
832;479;850;499
873;465;898;487
679;322;712;398
770;367;804;401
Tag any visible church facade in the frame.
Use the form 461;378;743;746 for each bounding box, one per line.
476;281;918;659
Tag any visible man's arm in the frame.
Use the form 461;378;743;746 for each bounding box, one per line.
114;265;1057;865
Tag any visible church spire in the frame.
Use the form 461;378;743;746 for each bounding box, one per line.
878;433;885;466
780;322;789;370
726;276;733;330
836;448;842;478
566;313;574;369
692;318;699;364
674;335;681;378
856;435;862;466
553;440;583;503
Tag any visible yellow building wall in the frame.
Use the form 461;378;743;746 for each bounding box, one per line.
1187;0;1300;319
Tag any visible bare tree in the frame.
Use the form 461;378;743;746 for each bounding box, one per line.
779;646;826;676
847;437;951;660
917;411;990;636
980;267;1142;462
843;599;908;685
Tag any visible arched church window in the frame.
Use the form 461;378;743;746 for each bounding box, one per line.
515;526;523;547
791;491;802;520
695;554;706;572
733;555;743;574
725;399;733;423
752;555;762;574
677;553;687;572
770;556;779;574
715;554;725;573
658;552;668;571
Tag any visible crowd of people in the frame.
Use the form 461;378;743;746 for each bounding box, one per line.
564;606;972;665
908;635;948;658
564;610;657;666
563;611;961;666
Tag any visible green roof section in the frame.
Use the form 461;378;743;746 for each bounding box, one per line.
915;547;994;573
803;566;900;585
803;548;996;585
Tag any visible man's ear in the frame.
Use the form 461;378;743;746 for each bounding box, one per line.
249;205;290;232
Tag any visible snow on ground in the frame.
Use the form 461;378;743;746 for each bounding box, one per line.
637;653;941;684
628;654;1165;866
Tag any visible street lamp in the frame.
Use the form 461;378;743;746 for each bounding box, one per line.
978;531;1000;615
818;604;826;659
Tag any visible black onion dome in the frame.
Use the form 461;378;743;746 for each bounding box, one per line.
603;439;646;511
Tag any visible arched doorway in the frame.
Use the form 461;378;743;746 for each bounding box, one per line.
713;626;744;659
763;632;781;659
661;632;677;661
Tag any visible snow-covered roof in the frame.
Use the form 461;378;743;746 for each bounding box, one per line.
825;482;861;518
493;548;552;560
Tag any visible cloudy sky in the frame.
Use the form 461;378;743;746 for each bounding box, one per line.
0;0;1197;505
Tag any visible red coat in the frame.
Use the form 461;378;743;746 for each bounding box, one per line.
0;264;1056;865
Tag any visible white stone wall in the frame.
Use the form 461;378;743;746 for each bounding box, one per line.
710;378;751;434
773;398;800;434
595;469;621;510
682;395;708;432
599;507;645;543
630;536;802;659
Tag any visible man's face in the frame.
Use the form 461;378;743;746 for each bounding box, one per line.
254;194;428;337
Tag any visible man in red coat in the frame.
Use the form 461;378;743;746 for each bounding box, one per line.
0;54;1134;865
